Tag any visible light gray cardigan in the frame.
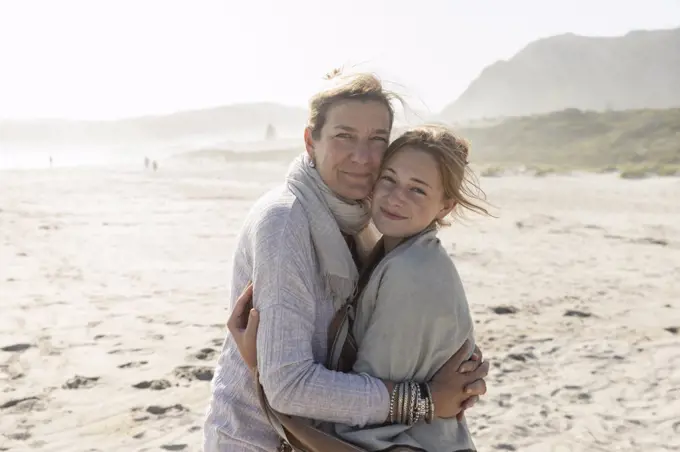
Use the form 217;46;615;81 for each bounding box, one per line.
334;227;477;452
204;185;390;452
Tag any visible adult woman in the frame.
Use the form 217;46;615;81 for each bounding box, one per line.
204;72;488;452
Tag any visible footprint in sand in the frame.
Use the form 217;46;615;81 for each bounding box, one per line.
191;348;218;361
107;347;145;355
130;404;187;422
118;360;148;369
507;352;536;362
0;396;45;414
144;404;187;416
62;375;99;389
0;343;32;353
161;445;188;451
633;236;668;246
490;305;518;315
564;309;593;318
93;334;120;341
173;365;214;382
132;379;172;390
576;392;592;403
7;432;31;441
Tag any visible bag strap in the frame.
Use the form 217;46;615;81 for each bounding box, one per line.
326;237;385;372
254;237;385;451
253;370;299;450
255;370;365;452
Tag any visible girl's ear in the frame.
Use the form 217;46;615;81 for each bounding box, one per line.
436;199;457;222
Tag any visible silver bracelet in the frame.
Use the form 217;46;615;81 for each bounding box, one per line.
388;384;397;423
424;383;435;423
400;382;408;424
413;383;423;424
409;381;417;425
390;381;434;426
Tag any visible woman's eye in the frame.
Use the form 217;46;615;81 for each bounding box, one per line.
380;175;395;183
411;187;426;195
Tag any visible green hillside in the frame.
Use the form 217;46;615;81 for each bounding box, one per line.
457;108;680;171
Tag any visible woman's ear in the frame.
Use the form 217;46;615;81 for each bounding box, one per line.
304;127;315;159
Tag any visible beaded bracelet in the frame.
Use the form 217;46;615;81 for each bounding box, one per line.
388;381;434;426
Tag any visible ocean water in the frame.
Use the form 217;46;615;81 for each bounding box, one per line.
0;144;144;170
0;135;303;171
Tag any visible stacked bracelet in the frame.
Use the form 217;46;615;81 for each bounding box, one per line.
388;381;435;425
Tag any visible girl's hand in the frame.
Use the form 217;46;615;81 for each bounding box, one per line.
226;282;260;372
429;340;489;419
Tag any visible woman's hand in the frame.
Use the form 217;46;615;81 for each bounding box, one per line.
226;282;260;372
429;340;489;419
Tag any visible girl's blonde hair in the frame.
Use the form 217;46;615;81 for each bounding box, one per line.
383;124;490;225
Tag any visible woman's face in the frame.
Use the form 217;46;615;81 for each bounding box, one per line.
304;99;391;201
371;147;455;238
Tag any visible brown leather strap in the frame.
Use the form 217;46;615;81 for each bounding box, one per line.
255;238;386;451
326;237;385;372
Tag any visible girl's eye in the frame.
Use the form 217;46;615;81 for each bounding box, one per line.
380;175;395;183
411;187;426;195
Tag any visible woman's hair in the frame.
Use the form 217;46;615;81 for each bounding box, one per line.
382;124;491;225
307;69;402;140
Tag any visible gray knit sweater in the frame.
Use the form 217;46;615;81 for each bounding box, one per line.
203;185;390;452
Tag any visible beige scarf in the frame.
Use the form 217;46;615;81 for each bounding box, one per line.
286;153;372;310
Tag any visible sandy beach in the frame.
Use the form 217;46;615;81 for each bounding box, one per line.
1;160;679;452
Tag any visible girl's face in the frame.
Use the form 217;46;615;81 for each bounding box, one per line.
371;146;455;239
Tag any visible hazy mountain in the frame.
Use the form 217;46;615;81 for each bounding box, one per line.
441;27;680;121
0;103;308;148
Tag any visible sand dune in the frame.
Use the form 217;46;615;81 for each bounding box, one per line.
1;162;678;452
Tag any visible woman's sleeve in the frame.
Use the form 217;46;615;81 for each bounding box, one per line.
252;205;390;427
352;258;474;383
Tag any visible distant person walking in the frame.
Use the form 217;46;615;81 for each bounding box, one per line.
144;156;150;170
152;160;158;172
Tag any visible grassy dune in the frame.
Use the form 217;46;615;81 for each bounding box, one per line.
457;108;680;177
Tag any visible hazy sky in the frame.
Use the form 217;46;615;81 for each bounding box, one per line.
1;0;678;120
